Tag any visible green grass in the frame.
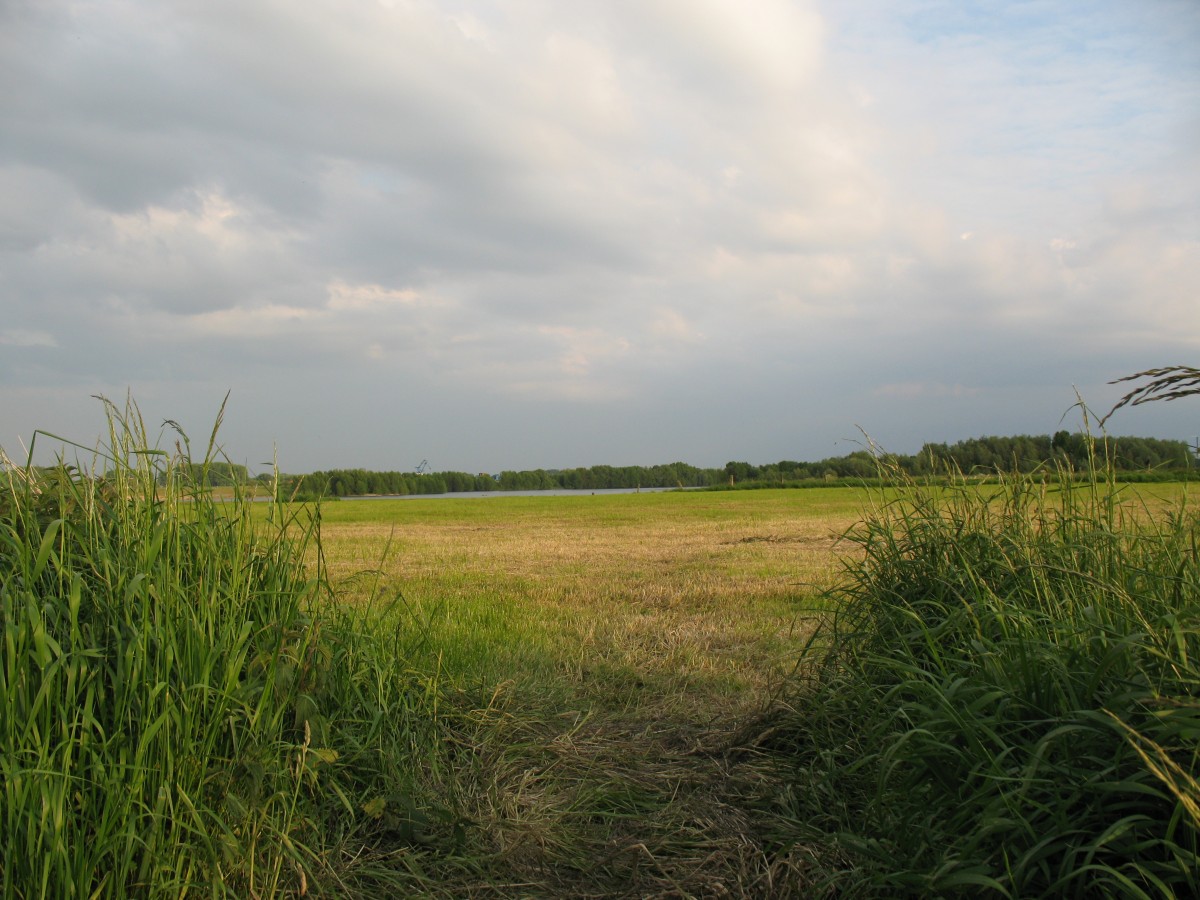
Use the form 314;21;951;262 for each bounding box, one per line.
311;489;863;703
772;467;1200;897
0;399;463;897
290;488;866;894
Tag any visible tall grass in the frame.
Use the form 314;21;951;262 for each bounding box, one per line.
0;398;457;897
775;460;1200;897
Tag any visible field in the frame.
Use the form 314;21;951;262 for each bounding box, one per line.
3;405;1196;899
317;490;861;692
309;480;1197;896
308;489;868;895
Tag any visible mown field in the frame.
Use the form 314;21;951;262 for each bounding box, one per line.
3;404;1196;898
311;481;1198;897
316;489;861;695
306;489;868;895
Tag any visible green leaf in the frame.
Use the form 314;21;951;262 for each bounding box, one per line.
32;518;62;580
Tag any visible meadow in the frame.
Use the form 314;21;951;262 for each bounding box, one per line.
315;489;861;693
2;401;1197;897
302;489;868;895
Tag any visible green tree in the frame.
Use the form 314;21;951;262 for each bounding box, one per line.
724;461;757;484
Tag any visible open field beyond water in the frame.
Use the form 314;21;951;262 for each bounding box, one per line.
306;488;872;894
315;489;865;701
298;482;1193;896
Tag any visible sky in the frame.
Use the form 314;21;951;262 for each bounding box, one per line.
2;0;1198;475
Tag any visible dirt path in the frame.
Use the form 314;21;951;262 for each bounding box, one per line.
440;686;814;899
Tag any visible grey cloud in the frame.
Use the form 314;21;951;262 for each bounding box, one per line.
2;0;1198;470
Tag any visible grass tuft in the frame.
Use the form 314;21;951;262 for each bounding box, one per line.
0;397;458;897
772;457;1200;897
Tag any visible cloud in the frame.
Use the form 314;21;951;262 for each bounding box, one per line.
874;382;980;400
628;0;825;96
0;0;1197;470
537;325;633;377
0;330;57;348
186;303;321;337
326;280;424;311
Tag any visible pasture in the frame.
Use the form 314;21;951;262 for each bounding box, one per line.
315;489;862;696
307;480;1198;897
304;488;867;895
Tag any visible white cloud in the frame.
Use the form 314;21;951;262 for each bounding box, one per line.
186;304;321;337
530;32;634;137
648;309;703;343
326;280;423;311
1;0;1197;470
537;325;632;377
632;0;824;95
0;330;57;348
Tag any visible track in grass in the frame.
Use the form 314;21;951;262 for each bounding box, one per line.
312;489;863;895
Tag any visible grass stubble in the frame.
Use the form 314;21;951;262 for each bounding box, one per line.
3;398;1197;897
314;490;862;896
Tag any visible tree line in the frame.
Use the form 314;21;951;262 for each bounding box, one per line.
272;433;1194;498
725;432;1195;485
288;461;715;498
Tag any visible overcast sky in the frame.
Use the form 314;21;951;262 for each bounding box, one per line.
2;0;1198;474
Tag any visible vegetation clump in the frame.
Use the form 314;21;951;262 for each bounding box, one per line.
773;459;1200;897
0;399;459;897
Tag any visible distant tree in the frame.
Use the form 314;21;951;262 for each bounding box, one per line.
832;452;875;478
724;461;757;484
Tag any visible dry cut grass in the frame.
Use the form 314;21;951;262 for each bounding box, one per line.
306;483;1193;896
317;490;862;704
310;489;865;896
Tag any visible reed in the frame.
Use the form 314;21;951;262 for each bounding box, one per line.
774;454;1200;897
0;398;453;897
